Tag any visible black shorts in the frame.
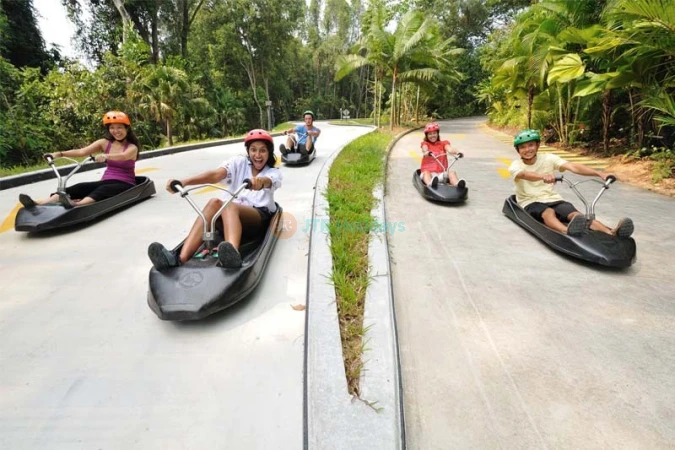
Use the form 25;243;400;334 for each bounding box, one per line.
215;206;274;237
58;179;135;202
525;200;578;223
297;143;315;156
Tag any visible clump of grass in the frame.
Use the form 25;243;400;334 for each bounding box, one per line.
272;122;295;132
326;130;393;396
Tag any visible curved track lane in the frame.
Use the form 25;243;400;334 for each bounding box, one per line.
386;117;675;449
0;123;373;449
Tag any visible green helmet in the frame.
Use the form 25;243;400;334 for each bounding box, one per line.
513;129;540;148
303;110;315;119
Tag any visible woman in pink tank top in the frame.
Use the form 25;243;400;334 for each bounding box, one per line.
19;111;141;209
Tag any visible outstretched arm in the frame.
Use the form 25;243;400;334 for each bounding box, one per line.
49;139;107;159
444;142;459;155
514;171;556;184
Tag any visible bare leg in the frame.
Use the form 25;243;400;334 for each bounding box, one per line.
306;138;313;152
178;198;223;263
542;208;573;234
35;194;61;205
72;197;96;207
285;135;296;150
421;171;432;185
447;170;459;186
589;219;612;235
221;203;262;249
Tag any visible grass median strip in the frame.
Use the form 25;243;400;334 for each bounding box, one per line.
326;130;393;396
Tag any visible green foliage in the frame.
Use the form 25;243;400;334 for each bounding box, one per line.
479;0;675;151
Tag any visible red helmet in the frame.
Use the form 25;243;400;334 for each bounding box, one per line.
103;111;131;126
244;129;274;147
424;122;440;134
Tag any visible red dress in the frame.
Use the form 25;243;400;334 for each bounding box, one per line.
420;140;450;173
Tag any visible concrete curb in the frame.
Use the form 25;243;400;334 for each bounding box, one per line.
0;133;285;191
304;126;418;450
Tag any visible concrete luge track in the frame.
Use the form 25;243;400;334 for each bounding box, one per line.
0;123;373;449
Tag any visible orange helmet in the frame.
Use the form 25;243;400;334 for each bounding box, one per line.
103;111;131;126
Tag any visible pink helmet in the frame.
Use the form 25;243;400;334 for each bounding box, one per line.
424;122;440;134
244;129;274;146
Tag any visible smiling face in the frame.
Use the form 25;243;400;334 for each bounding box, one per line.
108;123;128;141
247;141;270;170
426;131;439;143
304;114;313;127
516;140;539;162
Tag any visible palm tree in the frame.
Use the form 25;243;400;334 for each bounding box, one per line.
139;65;189;146
336;6;461;129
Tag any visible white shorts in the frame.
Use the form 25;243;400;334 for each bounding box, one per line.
422;171;447;182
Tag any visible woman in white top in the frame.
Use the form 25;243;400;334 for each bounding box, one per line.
148;129;282;269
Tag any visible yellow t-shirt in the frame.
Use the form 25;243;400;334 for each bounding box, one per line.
508;153;568;208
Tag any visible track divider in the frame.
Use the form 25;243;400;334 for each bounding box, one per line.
304;126;418;450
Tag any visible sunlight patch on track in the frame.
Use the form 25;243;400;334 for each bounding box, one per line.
136;167;159;174
0;203;21;234
497;168;511;179
408;150;422;162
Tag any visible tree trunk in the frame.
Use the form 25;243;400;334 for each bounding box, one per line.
390;67;397;131
556;84;566;145
415;85;420;123
167;117;173;146
373;70;378;127
628;89;636;146
151;10;159;64
527;85;534;129
181;0;189;59
378;74;383;128
111;0;132;43
602;89;611;154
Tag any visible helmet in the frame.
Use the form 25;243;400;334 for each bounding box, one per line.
514;129;540;148
103;111;131;126
303;110;315;119
424;122;440;134
244;129;274;148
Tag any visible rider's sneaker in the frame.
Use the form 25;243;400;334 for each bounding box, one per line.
566;215;587;236
612;217;634;238
279;144;288;155
431;177;439;189
457;179;466;189
19;194;37;209
148;242;179;270
217;241;242;268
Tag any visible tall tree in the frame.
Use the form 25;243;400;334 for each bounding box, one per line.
0;0;51;71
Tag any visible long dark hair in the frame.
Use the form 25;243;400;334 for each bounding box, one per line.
246;141;277;168
104;125;142;160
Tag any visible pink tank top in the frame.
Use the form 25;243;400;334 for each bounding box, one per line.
101;141;136;185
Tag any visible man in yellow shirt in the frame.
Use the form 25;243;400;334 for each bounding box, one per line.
508;129;633;237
